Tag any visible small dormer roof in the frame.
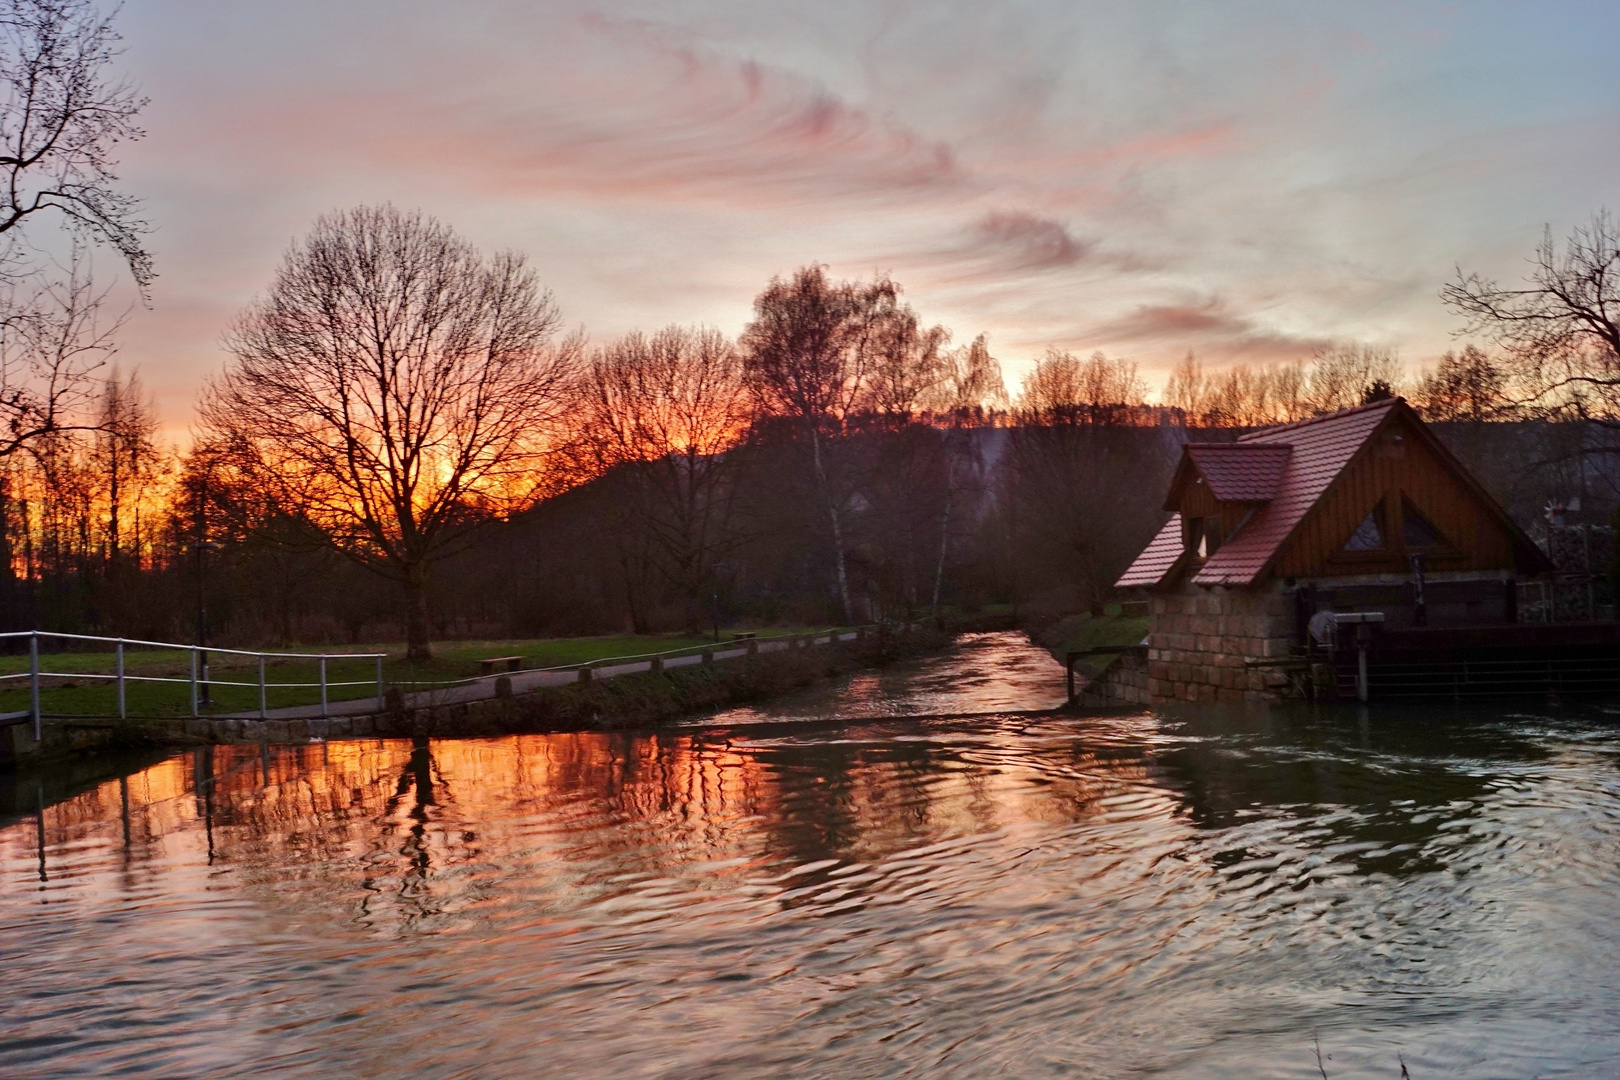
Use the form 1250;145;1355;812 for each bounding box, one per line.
1166;443;1293;508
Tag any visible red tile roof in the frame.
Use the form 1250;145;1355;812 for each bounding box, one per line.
1117;396;1551;590
1115;513;1185;588
1114;398;1401;590
1193;398;1400;585
1184;443;1293;502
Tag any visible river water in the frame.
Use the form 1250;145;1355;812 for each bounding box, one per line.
3;631;1619;1078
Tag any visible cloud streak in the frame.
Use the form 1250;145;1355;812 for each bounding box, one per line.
107;0;1620;427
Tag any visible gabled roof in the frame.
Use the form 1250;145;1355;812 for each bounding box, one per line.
1115;513;1185;588
1116;396;1551;590
1118;399;1399;589
1192;398;1400;585
1171;443;1293;505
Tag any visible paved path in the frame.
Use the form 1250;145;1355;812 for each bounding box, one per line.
224;633;859;721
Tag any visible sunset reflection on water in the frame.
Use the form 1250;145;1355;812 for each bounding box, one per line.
3;633;1620;1078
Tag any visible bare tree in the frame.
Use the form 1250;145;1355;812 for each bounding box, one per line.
93;362;153;564
0;250;119;455
1018;349;1146;424
201;206;577;661
1443;211;1620;421
0;0;149;458
861;292;949;421
1166;348;1402;428
923;333;1008;420
1412;345;1510;422
917;334;1006;614
0;0;148;281
574;325;751;628
1306;344;1401;414
741;265;893;622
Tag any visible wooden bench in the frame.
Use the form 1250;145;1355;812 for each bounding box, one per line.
479;655;523;676
729;632;757;641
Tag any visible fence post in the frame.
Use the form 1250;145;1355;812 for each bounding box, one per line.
29;631;41;742
189;649;199;717
375;655;384;707
116;640;126;720
319;655;328;716
258;654;267;719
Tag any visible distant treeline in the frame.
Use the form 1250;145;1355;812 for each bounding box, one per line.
5;209;1620;653
2;3;1616;654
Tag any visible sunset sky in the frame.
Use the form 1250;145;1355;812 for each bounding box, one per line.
109;0;1620;434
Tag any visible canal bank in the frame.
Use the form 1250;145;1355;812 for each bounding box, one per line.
4;626;953;766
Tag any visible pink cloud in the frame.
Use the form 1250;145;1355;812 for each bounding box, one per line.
1088;299;1330;364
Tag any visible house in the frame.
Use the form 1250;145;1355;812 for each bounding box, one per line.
1096;396;1554;705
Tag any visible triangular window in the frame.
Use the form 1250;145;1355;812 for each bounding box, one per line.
1344;510;1383;550
1402;500;1442;550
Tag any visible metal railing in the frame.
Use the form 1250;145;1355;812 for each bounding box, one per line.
0;631;386;741
0;626;877;739
1336;653;1620;701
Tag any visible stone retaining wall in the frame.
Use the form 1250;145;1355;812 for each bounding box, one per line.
1078;652;1151;707
1145;583;1295;704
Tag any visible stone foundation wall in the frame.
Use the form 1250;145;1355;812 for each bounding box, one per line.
1078;652;1151;707
1146;583;1296;704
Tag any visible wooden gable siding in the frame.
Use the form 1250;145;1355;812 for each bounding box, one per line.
1177;477;1220;518
1173;477;1254;549
1271;412;1515;578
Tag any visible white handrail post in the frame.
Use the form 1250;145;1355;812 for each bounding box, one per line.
116;640;126;720
375;655;384;706
29;631;41;742
258;654;267;719
189;649;198;717
319;655;328;716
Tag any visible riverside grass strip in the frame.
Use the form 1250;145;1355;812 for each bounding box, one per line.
0;629;834;721
8;627;951;763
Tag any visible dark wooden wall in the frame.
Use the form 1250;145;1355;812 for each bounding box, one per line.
1274;411;1518;578
1174;478;1257;552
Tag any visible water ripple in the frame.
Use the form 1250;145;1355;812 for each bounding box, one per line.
3;633;1620;1077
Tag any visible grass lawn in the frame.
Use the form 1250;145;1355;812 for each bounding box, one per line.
0;627;834;720
1043;605;1150;680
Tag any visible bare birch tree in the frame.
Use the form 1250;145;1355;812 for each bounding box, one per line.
741;266;893;623
201;206;577;661
861;293;949;421
0;252;119;455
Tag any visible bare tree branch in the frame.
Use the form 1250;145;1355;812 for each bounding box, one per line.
200;205;577;660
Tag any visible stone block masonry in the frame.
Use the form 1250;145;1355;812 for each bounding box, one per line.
1078;651;1152;707
1145;583;1294;704
1088;582;1296;706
